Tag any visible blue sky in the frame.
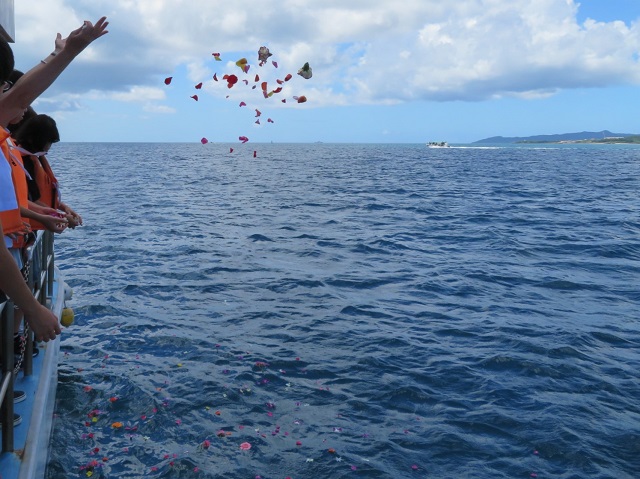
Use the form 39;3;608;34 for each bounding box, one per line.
9;0;640;143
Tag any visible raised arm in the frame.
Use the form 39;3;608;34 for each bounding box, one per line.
0;16;109;126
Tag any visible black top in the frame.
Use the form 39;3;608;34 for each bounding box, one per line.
21;155;41;202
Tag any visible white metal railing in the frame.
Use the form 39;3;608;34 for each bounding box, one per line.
0;230;55;453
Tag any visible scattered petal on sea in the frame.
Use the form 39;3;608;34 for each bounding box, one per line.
111;422;123;429
240;442;252;450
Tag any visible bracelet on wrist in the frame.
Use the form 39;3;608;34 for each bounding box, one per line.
40;52;57;64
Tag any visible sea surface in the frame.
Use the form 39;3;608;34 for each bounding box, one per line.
44;142;640;478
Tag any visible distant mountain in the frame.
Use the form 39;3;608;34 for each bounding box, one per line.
473;130;637;144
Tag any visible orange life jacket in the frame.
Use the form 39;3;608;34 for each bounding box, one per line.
0;138;31;244
20;153;60;230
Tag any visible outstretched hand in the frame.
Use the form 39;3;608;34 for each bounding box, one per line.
24;303;61;342
56;16;109;55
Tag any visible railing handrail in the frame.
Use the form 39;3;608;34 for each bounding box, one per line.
0;230;55;453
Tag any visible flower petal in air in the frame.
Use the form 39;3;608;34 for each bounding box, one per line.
164;77;172;85
258;46;272;64
223;74;238;88
236;58;249;72
297;62;312;79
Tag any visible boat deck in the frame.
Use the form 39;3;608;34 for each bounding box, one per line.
0;268;64;479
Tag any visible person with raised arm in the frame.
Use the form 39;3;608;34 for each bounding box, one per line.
0;16;109;125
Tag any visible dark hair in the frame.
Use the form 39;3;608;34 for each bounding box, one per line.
8;69;23;85
12;114;60;153
0;38;15;83
7;105;36;135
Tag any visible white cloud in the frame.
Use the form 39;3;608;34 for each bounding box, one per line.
9;0;640;106
111;86;166;103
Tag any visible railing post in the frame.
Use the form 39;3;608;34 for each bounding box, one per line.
0;300;16;453
46;231;54;299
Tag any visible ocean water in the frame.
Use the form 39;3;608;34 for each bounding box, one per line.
44;143;640;478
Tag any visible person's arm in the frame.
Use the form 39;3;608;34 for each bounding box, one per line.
0;16;109;125
20;204;67;233
59;201;83;227
0;218;60;341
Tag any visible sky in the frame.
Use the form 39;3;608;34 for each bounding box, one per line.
8;0;640;143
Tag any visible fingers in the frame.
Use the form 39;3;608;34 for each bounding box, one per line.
35;325;60;342
36;328;59;342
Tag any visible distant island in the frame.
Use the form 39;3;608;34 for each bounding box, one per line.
474;130;640;144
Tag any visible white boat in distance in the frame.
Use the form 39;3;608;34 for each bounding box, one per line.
427;142;450;148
